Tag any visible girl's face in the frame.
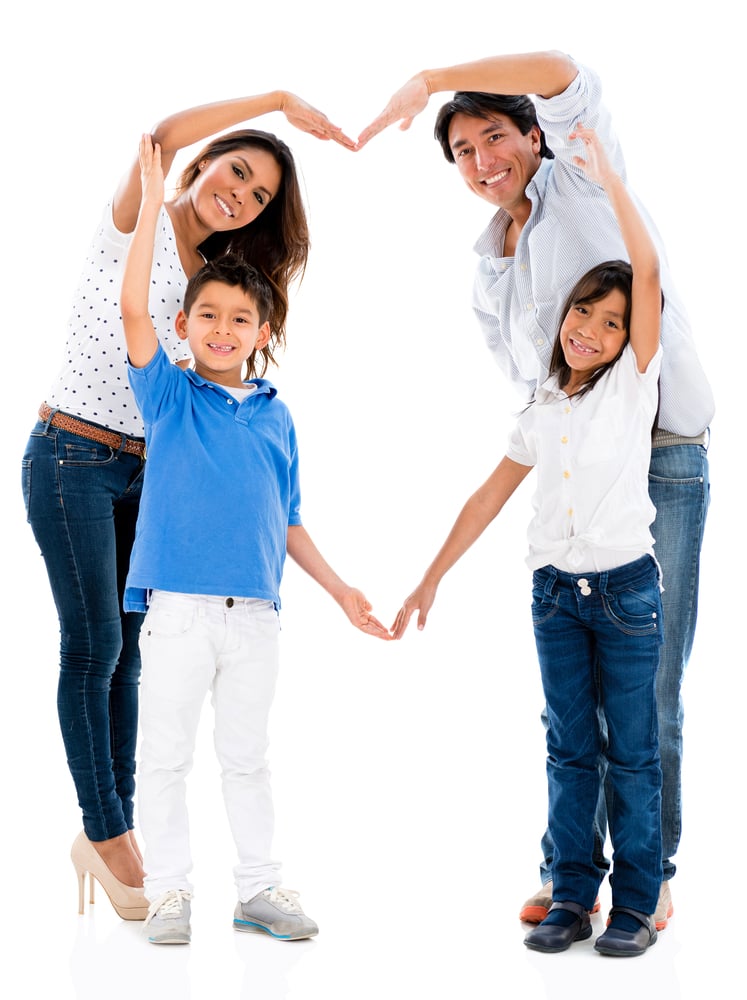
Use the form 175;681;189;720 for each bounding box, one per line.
559;289;628;391
191;147;282;232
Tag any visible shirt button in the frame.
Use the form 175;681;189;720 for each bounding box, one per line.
226;597;234;608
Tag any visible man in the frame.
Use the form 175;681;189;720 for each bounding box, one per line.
358;50;713;930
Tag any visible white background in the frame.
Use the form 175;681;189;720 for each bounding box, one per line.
1;2;741;997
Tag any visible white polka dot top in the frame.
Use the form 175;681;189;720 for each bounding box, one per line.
46;203;192;436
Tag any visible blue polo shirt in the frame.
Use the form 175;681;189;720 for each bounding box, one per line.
124;345;302;612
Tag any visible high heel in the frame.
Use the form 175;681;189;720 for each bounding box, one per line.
70;831;149;920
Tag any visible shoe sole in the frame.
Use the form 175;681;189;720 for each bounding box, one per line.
595;930;658;957
233;918;317;941
520;897;601;924
525;924;594;953
654;903;673;931
147;933;190;945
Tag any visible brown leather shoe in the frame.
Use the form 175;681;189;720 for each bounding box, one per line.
654;880;673;930
519;879;601;923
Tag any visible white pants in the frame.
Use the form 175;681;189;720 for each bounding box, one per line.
137;591;281;902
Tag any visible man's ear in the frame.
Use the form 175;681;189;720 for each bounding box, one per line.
256;322;271;351
175;310;189;341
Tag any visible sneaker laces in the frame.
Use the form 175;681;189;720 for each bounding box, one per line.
263;887;302;913
145;889;192;925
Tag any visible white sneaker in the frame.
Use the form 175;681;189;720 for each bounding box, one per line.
233;887;318;940
144;889;192;945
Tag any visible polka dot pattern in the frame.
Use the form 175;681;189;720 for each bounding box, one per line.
47;203;191;435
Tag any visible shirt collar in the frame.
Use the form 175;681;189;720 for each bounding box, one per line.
472;158;554;257
183;368;277;399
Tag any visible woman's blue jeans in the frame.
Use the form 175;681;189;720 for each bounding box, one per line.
532;556;663;914
22;418;145;842
538;442;710;885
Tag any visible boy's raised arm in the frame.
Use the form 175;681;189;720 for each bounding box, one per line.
120;135;164;370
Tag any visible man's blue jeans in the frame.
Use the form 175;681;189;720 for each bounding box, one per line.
538;442;710;885
532;556;663;914
22;419;145;842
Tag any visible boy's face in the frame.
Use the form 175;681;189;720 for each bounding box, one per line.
175;281;270;387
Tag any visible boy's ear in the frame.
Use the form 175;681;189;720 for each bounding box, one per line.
175;310;189;341
256;321;271;351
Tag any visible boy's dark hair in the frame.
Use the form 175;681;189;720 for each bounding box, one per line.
175;128;309;356
434;92;555;163
184;255;275;379
548;260;633;398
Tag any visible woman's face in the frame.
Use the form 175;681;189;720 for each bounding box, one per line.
192;147;283;232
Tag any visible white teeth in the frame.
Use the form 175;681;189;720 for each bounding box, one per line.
483;169;509;185
571;338;595;354
215;196;233;217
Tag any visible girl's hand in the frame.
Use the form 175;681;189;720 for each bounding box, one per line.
391;580;437;640
138;133;165;207
357;74;431;149
279;92;356;150
569;123;615;186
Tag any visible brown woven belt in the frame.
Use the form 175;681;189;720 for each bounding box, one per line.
38;404;146;458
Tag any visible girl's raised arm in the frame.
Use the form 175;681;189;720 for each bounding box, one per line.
570;124;661;372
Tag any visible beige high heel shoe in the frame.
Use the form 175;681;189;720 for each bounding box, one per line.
71;831;149;920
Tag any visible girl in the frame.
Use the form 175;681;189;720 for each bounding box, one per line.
22;90;354;919
392;125;663;958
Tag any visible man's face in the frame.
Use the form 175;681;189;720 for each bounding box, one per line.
447;112;542;215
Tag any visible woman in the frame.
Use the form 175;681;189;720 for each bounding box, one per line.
22;90;352;919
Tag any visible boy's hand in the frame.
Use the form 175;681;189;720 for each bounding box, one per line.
339;588;393;640
138;133;165;206
569;123;616;186
391;580;437;640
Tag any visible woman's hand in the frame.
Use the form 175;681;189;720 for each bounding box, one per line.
279;92;356;150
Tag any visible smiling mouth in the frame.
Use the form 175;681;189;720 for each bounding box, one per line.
214;195;234;218
569;338;597;355
481;168;509;186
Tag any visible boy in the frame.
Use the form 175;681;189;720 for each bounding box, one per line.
120;135;390;945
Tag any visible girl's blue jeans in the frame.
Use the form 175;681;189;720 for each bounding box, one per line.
22;419;145;842
539;442;710;886
532;555;663;914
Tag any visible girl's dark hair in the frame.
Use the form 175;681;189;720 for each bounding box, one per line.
434;93;554;163
183;255;274;379
548;260;633;399
175;129;309;374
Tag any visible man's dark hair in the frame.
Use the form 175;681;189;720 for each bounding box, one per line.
434;92;554;163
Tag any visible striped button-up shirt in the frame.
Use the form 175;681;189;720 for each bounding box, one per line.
472;62;714;437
